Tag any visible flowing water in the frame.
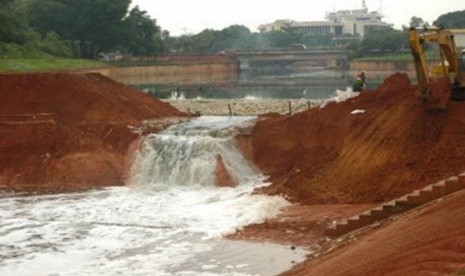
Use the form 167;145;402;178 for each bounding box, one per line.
0;116;307;276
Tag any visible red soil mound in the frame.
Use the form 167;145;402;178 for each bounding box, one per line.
0;72;186;192
240;73;465;204
215;154;237;187
284;190;465;276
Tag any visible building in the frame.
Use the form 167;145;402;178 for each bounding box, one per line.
451;29;465;48
257;19;293;33
258;0;391;39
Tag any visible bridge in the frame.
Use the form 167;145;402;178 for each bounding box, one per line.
229;49;349;71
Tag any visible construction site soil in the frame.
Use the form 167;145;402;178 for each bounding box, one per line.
231;73;465;275
281;190;465;275
237;73;465;204
0;72;186;192
2;72;465;274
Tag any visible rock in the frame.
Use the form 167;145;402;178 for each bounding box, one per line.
214;154;236;187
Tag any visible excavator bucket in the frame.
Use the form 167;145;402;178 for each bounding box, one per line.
424;77;451;110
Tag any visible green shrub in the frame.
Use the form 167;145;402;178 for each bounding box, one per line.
37;32;72;57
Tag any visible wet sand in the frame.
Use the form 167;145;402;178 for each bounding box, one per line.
169;239;308;275
229;204;374;254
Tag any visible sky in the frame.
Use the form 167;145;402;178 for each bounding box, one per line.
132;0;465;36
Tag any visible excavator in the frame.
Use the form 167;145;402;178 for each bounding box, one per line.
408;27;465;109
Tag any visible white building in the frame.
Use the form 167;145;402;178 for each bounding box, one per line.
258;0;391;39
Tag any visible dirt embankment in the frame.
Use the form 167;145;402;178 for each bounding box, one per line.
283;190;465;275
238;73;465;204
0;72;187;193
232;73;465;275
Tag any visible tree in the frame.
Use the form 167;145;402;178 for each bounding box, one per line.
264;27;304;48
120;6;164;56
304;34;334;47
409;16;429;28
0;0;33;44
214;25;253;51
359;26;406;53
27;0;131;57
166;25;256;55
434;10;465;28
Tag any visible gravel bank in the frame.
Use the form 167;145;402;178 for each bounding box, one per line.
164;98;325;116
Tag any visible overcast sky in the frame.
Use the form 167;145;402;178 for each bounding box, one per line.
132;0;464;36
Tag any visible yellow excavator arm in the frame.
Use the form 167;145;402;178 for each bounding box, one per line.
408;27;464;107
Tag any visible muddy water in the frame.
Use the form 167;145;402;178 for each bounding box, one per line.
0;116;308;276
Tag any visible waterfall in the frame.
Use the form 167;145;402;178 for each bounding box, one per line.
0;116;306;276
130;116;259;188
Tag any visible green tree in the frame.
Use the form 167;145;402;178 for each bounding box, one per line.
409;16;429;28
0;0;33;44
433;10;465;28
304;34;334;47
120;6;164;56
28;0;131;57
264;27;304;48
359;26;406;53
189;29;216;54
167;25;256;55
37;32;72;57
213;25;253;51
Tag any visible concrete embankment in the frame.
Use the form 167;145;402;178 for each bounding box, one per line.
90;56;239;86
87;56;416;90
350;60;416;83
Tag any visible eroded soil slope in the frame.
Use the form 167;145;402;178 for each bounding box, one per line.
241;73;465;204
283;190;465;276
0;73;186;192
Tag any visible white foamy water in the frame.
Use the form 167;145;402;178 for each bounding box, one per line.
320;88;360;107
0;116;307;276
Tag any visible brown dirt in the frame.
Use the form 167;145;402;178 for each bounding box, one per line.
282;190;465;276
0;72;187;192
238;73;465;204
231;72;465;275
215;154;237;187
230;204;374;248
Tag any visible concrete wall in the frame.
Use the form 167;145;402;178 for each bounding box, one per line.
89;59;417;88
350;60;417;83
90;62;239;86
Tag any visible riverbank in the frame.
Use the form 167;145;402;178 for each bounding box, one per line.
3;70;465;275
350;59;416;85
230;73;465;275
165;98;322;116
0;72;187;193
0;58;108;72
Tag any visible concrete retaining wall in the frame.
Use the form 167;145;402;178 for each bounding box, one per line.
89;59;417;87
350;60;417;83
90;62;239;86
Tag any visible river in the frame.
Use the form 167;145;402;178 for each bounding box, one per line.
0;116;308;276
136;69;350;100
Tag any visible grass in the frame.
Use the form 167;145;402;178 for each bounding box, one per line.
0;58;109;73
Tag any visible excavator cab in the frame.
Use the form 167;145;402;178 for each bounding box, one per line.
409;28;465;107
